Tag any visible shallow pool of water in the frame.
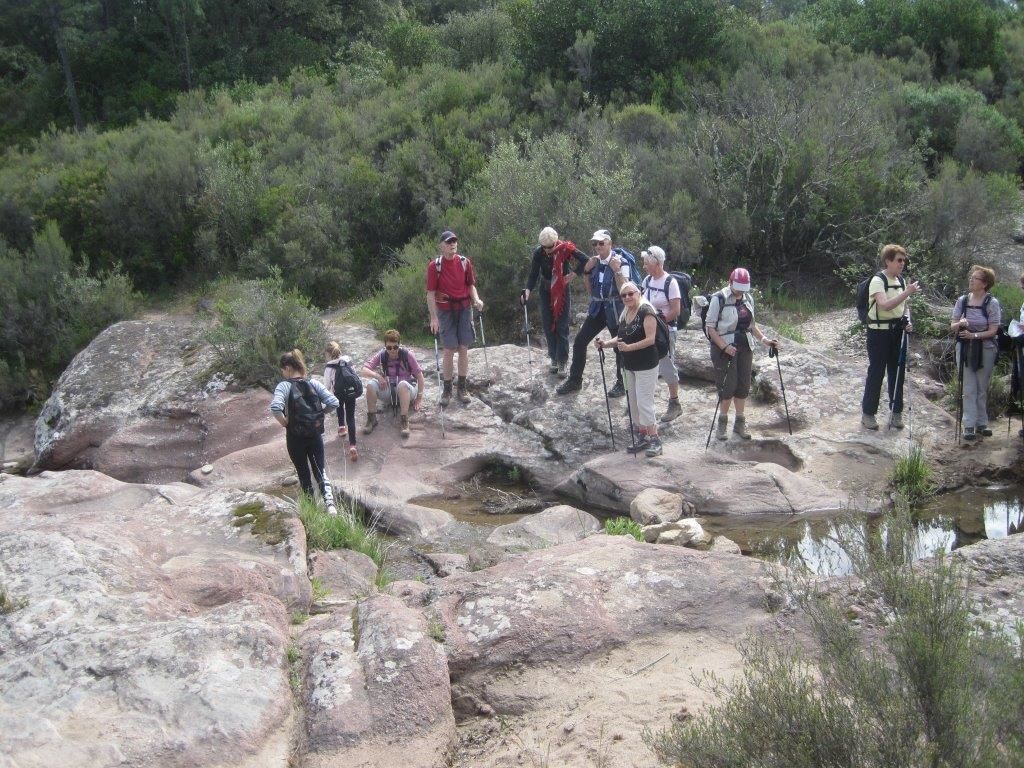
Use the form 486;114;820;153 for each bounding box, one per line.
702;485;1024;576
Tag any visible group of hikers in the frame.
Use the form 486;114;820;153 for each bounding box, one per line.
270;228;1024;513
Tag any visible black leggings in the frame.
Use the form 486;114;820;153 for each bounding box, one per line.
286;432;328;498
567;310;622;384
862;327;905;415
335;397;357;445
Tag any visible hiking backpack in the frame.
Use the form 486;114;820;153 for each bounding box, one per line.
286;379;325;438
957;293;1011;359
641;271;694;328
611;247;643;286
326;360;363;400
434;254;472;284
376;347;411;382
856;271;905;326
699;292;724;340
652;309;671;359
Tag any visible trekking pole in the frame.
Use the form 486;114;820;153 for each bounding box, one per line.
623;368;637;458
705;355;735;451
477;311;490;379
598;346;615;449
768;343;792;435
521;291;534;380
433;334;446;440
888;326;908;431
955;338;965;445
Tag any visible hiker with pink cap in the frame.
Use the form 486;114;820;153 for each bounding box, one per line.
704;267;778;440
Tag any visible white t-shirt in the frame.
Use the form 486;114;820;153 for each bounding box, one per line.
641;274;681;318
595;254;631;293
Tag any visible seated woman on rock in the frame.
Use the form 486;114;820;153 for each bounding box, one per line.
596;280;663;457
270;349;340;514
704;268;778;440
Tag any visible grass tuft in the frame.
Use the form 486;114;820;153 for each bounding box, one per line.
889;444;934;502
604;517;644;541
296;493;393;588
0;586;27;614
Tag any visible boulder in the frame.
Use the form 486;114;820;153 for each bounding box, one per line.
0;413;35;472
32;319;280;483
419;552;470;577
426;536;772;713
643;518;708;547
486;505;602;549
710;535;743;555
0;471;308;768
309;549;378;600
299;595;455;768
630;487;684;525
557;445;845;516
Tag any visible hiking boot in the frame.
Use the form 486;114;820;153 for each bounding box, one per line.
627;436;652;454
660;398;683;423
348;445;358;462
607;381;626;398
963;426;976;441
716;415;728;441
457;376;471;404
363;413;378;435
556;378;582;395
733;415;752;440
644;437;663;458
979;425;993;437
549;362;559;374
861;413;879;431
400;415;410;438
891;412;905;430
440;379;453;408
557;363;568;378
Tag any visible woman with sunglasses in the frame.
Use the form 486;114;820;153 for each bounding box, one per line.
860;244;920;431
950;265;1001;441
596;281;663;456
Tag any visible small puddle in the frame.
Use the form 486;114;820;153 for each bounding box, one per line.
702;484;1024;576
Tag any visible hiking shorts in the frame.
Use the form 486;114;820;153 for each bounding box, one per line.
367;378;418;401
657;327;678;384
438;306;475;349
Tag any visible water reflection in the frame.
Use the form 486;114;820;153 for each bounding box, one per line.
701;487;1024;577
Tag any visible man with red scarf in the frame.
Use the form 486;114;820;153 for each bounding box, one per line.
521;227;588;377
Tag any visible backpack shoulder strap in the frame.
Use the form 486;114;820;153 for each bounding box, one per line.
982;293;992;320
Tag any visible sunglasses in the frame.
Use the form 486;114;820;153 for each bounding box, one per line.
444;238;458;244
385;344;399;350
620;290;637;297
894;258;907;264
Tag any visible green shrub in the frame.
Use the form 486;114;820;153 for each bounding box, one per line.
604;517;644;541
205;274;327;389
648;502;1024;767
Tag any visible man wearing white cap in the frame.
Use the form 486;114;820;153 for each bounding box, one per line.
639;245;683;422
556;229;631;396
522;226;588;376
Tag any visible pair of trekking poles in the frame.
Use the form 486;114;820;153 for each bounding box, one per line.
431;309;490;440
701;343;792;450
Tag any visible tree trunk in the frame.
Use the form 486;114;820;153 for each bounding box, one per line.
180;14;193;90
49;1;84;131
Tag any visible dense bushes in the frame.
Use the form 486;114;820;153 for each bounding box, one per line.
0;222;139;410
205;274;327;390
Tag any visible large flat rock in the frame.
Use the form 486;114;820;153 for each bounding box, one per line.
0;471;309;768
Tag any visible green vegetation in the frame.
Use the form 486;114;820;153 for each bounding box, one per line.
3;0;1024;410
427;617;446;643
604;517;644;541
231;499;289;545
311;576;328;602
206;275;327;389
296;493;392;588
889;444;935;502
0;586;27;614
648;501;1024;767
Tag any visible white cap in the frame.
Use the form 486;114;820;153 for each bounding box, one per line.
590;229;611;243
538;227;558;247
641;245;666;264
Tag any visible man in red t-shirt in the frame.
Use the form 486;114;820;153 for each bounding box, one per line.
426;230;484;406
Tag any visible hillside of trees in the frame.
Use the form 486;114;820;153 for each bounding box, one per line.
2;0;1024;409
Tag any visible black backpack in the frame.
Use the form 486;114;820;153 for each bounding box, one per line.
376;347;412;381
699;292;724;340
286;379;325;438
856;271;905;326
326;360;363;400
640;271;693;328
